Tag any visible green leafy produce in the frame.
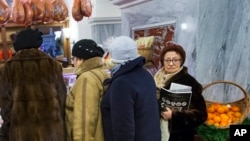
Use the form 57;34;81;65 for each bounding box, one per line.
196;117;250;141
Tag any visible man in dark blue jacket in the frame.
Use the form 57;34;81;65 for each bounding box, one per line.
101;36;161;141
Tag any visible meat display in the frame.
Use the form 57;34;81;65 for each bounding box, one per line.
30;0;45;23
0;0;11;25
72;0;92;22
11;0;25;24
81;0;92;17
43;0;54;23
52;0;68;22
72;0;83;21
3;0;69;25
22;0;33;25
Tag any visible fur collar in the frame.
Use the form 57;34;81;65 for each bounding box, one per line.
154;67;183;89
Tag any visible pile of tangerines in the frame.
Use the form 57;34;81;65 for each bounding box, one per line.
206;103;242;127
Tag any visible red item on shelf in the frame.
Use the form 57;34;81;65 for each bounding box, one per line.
8;49;12;58
0;50;3;60
0;50;3;61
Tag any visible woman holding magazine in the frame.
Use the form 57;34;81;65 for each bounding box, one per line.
154;42;207;141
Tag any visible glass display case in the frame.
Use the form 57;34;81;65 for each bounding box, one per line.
63;67;76;93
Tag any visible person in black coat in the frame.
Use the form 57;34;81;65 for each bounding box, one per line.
154;42;207;141
101;36;161;141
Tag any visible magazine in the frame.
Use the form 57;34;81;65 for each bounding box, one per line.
160;83;192;111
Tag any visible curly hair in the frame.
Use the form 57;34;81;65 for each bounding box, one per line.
160;42;186;66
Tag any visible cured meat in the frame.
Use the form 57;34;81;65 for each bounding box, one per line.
29;0;45;22
52;0;68;22
22;0;33;25
72;0;83;21
43;0;54;23
11;0;25;24
0;0;11;25
81;0;92;17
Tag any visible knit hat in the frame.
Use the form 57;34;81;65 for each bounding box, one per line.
72;39;104;60
13;28;43;52
160;42;186;66
109;36;139;63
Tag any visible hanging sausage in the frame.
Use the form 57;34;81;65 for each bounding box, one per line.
22;0;33;25
29;0;45;23
0;0;11;25
72;0;83;21
52;0;68;22
43;0;54;23
81;0;92;17
11;0;25;24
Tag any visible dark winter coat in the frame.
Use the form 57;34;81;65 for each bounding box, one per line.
0;48;67;141
101;57;161;141
159;66;207;141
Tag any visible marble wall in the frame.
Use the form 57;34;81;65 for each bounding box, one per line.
118;0;250;110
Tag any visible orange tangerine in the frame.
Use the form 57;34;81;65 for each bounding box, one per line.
207;113;214;120
213;116;221;123
209;103;219;110
220;121;229;127
217;107;225;114
220;113;227;118
231;105;240;112
230;116;236;123
234;112;242;118
207;106;215;113
205;103;244;128
214;122;220;127
223;105;230;113
227;111;234;116
206;119;214;125
220;114;230;123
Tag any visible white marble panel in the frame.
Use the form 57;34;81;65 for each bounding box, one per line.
110;0;153;9
117;0;250;107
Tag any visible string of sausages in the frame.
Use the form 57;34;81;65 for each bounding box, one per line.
72;0;92;21
0;0;92;26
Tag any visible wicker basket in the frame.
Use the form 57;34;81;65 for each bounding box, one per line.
202;81;250;129
138;48;152;61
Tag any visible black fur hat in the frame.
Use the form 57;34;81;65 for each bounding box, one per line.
13;28;43;52
72;39;104;60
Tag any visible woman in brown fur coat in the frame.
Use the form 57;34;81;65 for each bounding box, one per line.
0;28;67;141
154;42;207;141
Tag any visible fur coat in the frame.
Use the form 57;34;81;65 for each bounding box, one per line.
0;48;67;141
155;66;207;141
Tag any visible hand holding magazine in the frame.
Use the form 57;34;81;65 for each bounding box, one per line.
160;83;192;111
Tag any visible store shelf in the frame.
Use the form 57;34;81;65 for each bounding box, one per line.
0;41;13;45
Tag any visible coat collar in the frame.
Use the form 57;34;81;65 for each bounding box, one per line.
164;66;188;86
103;56;145;85
74;57;103;76
8;48;51;61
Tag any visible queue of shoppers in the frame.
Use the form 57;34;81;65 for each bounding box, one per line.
0;31;207;141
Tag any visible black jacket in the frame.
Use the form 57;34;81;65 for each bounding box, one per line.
159;66;207;141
